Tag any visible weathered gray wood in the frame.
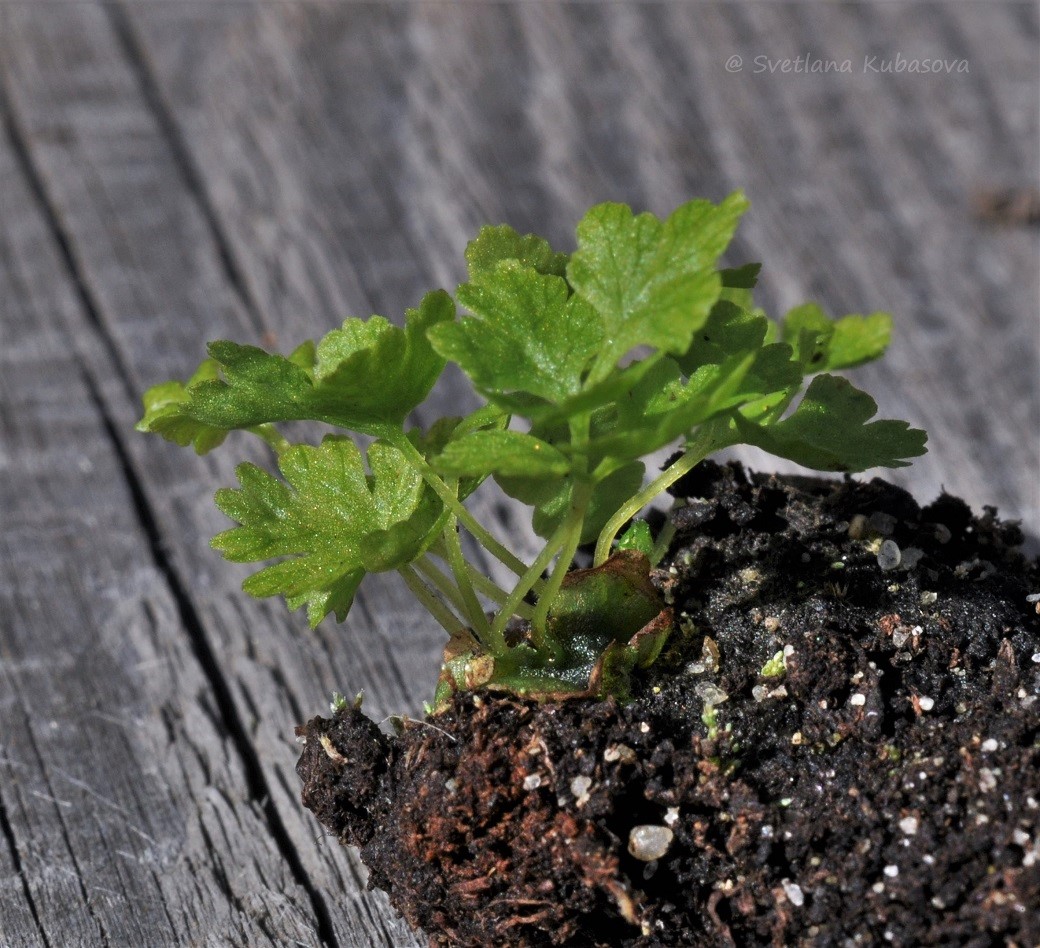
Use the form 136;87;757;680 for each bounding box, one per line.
0;1;1036;946
0;104;335;948
0;3;420;946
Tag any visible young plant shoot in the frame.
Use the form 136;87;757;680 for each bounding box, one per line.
137;194;926;707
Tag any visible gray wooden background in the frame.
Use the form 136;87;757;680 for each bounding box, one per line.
0;2;1036;946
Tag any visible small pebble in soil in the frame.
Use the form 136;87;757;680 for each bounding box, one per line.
604;744;637;764
981;738;999;752
523;774;542;791
664;807;679;826
850;693;866;707
628;825;674;861
878;539;902;571
899;816;919;835
570;775;592;807
884;865;899;878
918;696;935;711
847;514;868;539
781;880;805;907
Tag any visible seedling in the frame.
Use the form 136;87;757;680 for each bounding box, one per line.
137;194;925;706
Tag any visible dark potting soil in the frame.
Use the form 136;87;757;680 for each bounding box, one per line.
296;463;1040;947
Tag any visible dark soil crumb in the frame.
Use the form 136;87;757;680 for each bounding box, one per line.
297;463;1040;947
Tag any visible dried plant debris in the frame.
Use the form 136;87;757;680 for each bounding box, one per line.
298;463;1039;947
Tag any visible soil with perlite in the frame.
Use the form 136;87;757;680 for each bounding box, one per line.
296;462;1040;947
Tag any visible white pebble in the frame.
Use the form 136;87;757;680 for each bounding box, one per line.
570;775;592;805
1031;653;1040;664
523;774;542;791
877;540;901;571
628;825;674;861
1013;829;1030;846
872;882;885;894
981;738;998;753
898;816;919;835
664;807;680;826
1026;593;1040;603
978;768;998;792
918;696;935;711
850;693;867;707
884;864;899;878
781;879;805;907
920;591;938;605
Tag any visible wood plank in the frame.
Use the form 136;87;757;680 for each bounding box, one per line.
0;3;421;945
0;105;328;947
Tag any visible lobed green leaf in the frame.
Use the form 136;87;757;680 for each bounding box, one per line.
735;374;927;472
181;291;454;435
135;358;229;454
465;224;569;281
431;264;601;412
568;192;749;375
212;436;443;627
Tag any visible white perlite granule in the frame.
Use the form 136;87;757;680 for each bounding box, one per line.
781;879;805;907
628;825;674;862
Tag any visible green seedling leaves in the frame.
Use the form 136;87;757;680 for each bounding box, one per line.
432;264;602;412
465;224;569;280
138;193;927;709
135;357;229;454
173;291;454;435
782;303;892;372
568;192;749;374
213;437;443;627
435;429;570;479
736;374;928;472
617;520;654;558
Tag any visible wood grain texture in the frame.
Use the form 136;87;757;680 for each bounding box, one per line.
0;1;1036;945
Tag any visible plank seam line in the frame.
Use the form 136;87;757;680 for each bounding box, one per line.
0;795;52;948
0;69;339;948
103;0;269;335
77;365;341;948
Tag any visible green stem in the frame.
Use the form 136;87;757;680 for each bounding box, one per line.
399;565;466;636
249;424;291;455
415;556;469;617
489;523;569;645
464;563;533;619
530;479;594;636
593;419;730;566
387;433;532;580
442;509;495;647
